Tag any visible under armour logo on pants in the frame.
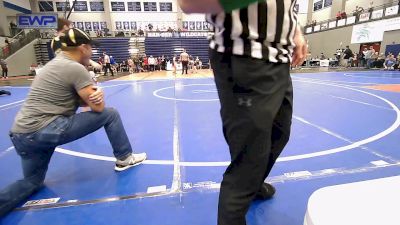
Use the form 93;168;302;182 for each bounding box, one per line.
238;97;252;107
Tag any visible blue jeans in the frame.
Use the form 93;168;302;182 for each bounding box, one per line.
0;108;133;217
367;59;374;68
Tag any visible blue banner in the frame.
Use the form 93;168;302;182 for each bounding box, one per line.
17;14;57;29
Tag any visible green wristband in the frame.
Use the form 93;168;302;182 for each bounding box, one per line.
219;0;263;12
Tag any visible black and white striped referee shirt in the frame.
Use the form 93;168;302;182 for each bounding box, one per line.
206;0;298;64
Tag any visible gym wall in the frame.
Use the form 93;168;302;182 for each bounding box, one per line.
305;26;359;58
382;29;400;52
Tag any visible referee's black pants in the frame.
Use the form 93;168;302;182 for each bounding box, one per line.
2;68;8;78
104;63;114;76
210;49;293;225
182;61;189;74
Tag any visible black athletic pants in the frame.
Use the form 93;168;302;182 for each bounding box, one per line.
104;63;114;76
182;61;188;74
210;49;293;225
2;68;8;78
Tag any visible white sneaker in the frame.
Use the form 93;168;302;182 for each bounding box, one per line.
115;153;147;172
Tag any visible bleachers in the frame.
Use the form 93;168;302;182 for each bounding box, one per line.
145;37;210;64
35;35;210;65
92;38;130;63
129;37;145;57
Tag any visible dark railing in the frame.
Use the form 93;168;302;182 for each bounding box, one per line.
0;29;41;59
304;0;400;34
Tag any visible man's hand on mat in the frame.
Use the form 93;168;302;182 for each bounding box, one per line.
292;26;308;67
89;86;104;105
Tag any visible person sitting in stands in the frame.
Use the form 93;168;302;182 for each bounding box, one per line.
384;54;396;70
341;11;347;19
336;11;342;20
138;29;144;36
368;1;374;13
157;57;162;71
195;57;201;70
376;53;385;68
357;6;364;13
366;46;376;69
395;53;400;70
320;53;326;60
370;52;379;68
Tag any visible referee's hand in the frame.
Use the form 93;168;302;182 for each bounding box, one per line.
292;27;308;67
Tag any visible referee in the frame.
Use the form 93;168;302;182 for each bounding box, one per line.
179;0;307;225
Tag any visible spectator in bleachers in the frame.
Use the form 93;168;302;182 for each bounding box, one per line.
157;57;163;71
104;27;109;37
195;57;201;70
133;55;140;72
312;20;317;26
161;55;166;70
343;46;354;68
188;55;194;72
143;55;149;71
360;48;368;67
341;11;347;19
368;2;374;13
336;11;342;21
365;46;375;68
384;54;396;70
138;28;144;36
395;53;400;70
352;53;360;67
148;56;156;72
370;51;379;68
376;53;385;68
120;60;128;72
353;6;364;16
320;53;326;60
353;6;364;21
